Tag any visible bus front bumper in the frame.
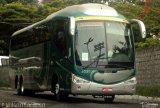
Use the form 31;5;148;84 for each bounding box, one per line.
71;75;136;95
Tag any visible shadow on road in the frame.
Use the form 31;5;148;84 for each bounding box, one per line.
14;92;134;105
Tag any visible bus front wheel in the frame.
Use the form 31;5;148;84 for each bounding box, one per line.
53;81;68;101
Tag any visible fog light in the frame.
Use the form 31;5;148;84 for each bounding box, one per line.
124;77;137;84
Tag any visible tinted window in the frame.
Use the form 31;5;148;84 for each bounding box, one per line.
11;22;51;50
54;20;69;56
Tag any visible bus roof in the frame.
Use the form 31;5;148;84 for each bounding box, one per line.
12;3;126;37
46;3;124;19
11;19;46;37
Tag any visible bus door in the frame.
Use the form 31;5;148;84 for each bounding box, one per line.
51;18;72;90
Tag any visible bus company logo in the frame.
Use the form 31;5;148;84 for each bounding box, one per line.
140;102;159;108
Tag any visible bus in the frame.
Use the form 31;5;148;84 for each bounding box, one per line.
10;3;146;102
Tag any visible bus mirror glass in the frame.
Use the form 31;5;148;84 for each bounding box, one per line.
69;17;75;35
129;19;146;39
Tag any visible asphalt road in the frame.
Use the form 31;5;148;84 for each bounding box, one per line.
0;89;146;108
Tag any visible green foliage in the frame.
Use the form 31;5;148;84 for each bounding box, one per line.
136;86;160;97
78;0;95;3
0;1;160;49
0;1;80;23
0;2;38;22
43;0;80;10
3;0;14;3
65;0;79;5
143;7;160;36
135;38;160;48
111;3;160;48
0;0;7;5
2;0;38;4
145;38;160;46
22;0;38;5
111;3;160;38
135;42;148;48
46;0;65;7
111;3;143;19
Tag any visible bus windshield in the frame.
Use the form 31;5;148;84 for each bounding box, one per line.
75;20;134;69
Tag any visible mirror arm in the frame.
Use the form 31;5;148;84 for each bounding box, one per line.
69;16;75;36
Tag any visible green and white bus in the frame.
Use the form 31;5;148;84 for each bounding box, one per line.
10;3;146;102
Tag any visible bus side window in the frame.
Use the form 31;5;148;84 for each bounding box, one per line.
33;23;50;44
56;31;65;49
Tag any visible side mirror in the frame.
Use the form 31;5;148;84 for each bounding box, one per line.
69;16;75;36
129;19;146;39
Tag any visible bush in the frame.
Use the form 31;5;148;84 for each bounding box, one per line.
136;86;160;97
135;37;160;48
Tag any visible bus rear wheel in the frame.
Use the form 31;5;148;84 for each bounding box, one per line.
17;78;24;95
17;77;35;96
104;95;115;103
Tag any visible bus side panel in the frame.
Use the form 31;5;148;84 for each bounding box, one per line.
10;42;50;91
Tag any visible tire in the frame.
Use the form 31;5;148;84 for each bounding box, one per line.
53;81;68;101
104;95;115;103
17;78;24;95
17;77;35;96
15;76;18;89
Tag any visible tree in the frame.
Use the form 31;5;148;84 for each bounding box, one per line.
0;0;7;5
4;0;15;3
3;0;39;5
22;0;38;5
78;0;94;3
0;2;39;22
43;0;65;7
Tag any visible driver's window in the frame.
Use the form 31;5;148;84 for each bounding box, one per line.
54;20;68;56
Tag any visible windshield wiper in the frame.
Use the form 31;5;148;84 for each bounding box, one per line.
83;53;105;69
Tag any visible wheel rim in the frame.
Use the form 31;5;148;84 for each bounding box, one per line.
55;83;59;95
21;85;24;93
17;80;24;95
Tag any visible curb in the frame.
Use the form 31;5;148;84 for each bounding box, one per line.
116;95;160;102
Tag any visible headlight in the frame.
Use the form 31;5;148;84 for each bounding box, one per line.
124;77;137;84
72;75;90;84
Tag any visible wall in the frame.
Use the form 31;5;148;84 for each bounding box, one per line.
136;46;160;87
0;66;10;87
